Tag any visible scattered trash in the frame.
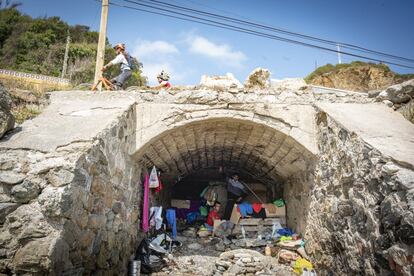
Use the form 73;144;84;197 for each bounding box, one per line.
293;258;313;275
278;249;300;264
136;238;167;274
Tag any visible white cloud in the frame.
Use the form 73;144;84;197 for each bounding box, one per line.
133;40;179;58
142;62;189;85
187;35;246;67
131;39;185;85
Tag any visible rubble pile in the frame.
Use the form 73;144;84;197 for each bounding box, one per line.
214;249;294;276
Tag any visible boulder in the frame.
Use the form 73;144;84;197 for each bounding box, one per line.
199;73;242;89
244;67;270;89
271;78;307;91
377;79;414;104
398;100;414;123
0;84;15;138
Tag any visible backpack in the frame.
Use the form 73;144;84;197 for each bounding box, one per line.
124;53;137;70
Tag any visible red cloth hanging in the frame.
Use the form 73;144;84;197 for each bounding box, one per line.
252;203;262;214
155;179;163;193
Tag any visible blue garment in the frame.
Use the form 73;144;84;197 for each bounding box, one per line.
277;227;294;236
238;202;253;218
186;212;199;224
166;209;177;240
204;223;213;232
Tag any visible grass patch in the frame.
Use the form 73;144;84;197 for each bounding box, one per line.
12;105;42;124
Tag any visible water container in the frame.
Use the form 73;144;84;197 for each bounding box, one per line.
241;225;246;239
129;260;141;276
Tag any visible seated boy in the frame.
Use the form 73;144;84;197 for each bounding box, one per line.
205;201;221;232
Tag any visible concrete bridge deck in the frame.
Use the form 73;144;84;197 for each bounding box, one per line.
1;87;412;169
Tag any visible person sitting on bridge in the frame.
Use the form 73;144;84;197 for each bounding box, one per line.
156;70;171;89
101;43;133;90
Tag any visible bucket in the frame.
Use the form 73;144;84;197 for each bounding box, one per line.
129;260;141;276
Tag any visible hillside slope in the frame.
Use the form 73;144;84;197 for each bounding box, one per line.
306;62;414;92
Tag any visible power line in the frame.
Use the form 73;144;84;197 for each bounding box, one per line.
135;0;414;64
111;0;414;69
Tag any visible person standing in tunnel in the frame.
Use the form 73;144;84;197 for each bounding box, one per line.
223;171;248;220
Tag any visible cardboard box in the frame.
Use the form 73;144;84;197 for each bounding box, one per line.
265;205;286;217
171;199;190;209
230;204;241;224
213;219;225;232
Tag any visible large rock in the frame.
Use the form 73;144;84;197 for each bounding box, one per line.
199;73;242;89
244;67;270;89
0;84;15;138
271;78;307;91
398;100;414;123
377;79;414;104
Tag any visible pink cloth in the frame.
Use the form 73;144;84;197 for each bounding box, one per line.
142;174;150;232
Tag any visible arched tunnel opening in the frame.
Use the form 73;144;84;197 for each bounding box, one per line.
135;117;316;270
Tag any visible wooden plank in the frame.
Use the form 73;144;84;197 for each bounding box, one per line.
233;225;263;233
239;218;263;225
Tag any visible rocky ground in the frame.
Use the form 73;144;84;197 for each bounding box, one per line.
149;228;296;276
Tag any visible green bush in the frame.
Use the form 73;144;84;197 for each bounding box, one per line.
0;7;147;87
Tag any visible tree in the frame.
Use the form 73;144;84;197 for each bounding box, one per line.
0;7;147;87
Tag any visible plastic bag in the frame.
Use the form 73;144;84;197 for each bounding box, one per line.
293;257;313;275
149;166;160;188
136;238;167;274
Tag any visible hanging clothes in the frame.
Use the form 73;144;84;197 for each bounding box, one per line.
142;174;150;232
204;186;217;206
237;202;253;218
252;203;262;213
155;179;163;193
150;207;163;230
251;208;266;218
149;166;160;188
166;209;177;240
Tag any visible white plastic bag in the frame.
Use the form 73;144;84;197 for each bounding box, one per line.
149;166;159;188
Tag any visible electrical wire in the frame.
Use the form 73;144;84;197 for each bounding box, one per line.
135;0;414;64
110;0;414;69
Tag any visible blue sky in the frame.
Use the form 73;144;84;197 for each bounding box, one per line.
17;0;414;85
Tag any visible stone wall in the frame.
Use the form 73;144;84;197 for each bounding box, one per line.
304;111;414;275
284;170;314;236
0;105;141;275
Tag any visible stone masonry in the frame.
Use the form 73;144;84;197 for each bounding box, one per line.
0;77;413;275
305;110;414;275
0;95;140;274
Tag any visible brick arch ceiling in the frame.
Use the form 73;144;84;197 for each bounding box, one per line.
137;118;315;184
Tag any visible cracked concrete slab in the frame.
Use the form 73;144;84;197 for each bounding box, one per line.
0;91;135;152
316;102;414;167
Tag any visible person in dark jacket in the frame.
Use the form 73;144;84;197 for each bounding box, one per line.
223;173;248;220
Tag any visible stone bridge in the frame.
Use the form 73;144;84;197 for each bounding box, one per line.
0;83;413;275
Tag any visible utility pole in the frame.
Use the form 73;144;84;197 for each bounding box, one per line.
61;31;71;78
94;0;109;88
337;44;342;64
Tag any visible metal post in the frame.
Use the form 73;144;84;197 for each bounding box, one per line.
93;0;109;89
337;43;342;64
